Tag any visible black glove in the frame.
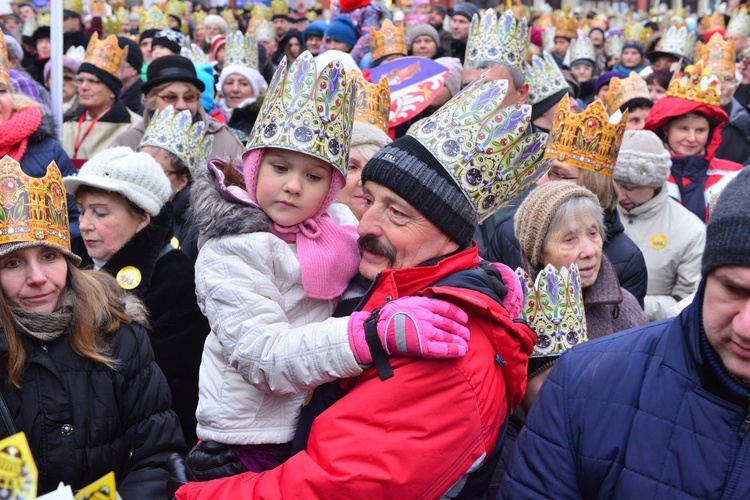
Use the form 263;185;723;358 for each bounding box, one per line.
185;440;244;482
166;453;189;499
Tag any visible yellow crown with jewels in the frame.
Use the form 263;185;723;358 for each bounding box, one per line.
0;156;72;252
116;6;130;26
409;76;551;223
352;72;390;135
251;4;272;21
666;60;722;106
543;95;627;176
140;106;214;174
37;12;50;27
271;0;289;17
602;72;650;115
726;7;750;37
246;51;356;177
221;9;238;32
516;263;587;358
167;0;186;19
63;0;83;15
553;11;577;39
192;10;207;27
90;0;108;17
370;19;406;62
140;5;168;32
702;11;725;35
0;31;11;89
526;52;568;106
466;10;529;73
623;21;648;45
84;33;127;79
102;16;121;36
695;32;735;74
224;31;259;70
570;35;595;64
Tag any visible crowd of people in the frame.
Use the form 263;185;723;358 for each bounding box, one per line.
0;0;749;498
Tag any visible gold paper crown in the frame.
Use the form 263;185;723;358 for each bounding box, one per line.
526;52;568;106
466;10;529;73
37;12;51;27
695;32;735;74
116;6;130;26
623;21;648;45
63;0;83;14
224;31;259;70
102;16;121;36
516;263;587;358
90;0;107;17
602;72;650;115
167;0;186;19
192;10;207;27
666;60;722;106
590;15;608;31
246;51;356;177
252;4;272;21
543;95;627;176
140;106;214;174
84;33;127;79
534;12;553;29
0;30;10;89
271;0;289;17
726;7;750;37
352;72;390;136
221;9;238;32
605;33;623;57
252;19;275;41
654;25;696;62
0;156;72;252
370;19;406;62
140;5;168;32
569;35;595;64
410;76;551;223
702;11;725;35
553;12;577;39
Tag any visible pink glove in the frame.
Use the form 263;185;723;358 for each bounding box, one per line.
348;296;470;365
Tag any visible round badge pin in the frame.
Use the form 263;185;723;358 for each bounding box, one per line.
116;266;142;290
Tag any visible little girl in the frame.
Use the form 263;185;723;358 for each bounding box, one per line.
191;51;469;472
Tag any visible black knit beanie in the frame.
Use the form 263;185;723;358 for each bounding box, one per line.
361;135;476;249
532;88;572;121
702;167;750;277
78;62;122;96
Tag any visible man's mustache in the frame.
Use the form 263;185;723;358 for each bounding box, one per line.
358;236;397;261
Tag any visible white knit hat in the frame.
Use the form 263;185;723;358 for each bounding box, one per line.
613;130;672;187
218;64;269;98
351;121;391;150
204;14;228;34
63;147;172;216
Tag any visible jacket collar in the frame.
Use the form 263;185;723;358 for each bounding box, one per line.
618;187;668;220
604;208;624;239
583;253;623;306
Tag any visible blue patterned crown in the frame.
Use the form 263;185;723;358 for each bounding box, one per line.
526;52;569;105
409;76;550;223
246;51;356;177
181;43;211;65
224;31;259;69
654;25;696;62
570;35;595;64
605;33;624;57
727;7;750;38
466;9;529;73
139;106;214;174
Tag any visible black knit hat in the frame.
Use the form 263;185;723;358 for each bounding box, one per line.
532;88;572;121
117;36;144;72
702;168;750;277
152;29;185;55
362;135;476;248
78;62;122;96
140;28;160;41
142;55;205;95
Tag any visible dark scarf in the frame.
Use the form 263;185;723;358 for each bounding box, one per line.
669;155;710;222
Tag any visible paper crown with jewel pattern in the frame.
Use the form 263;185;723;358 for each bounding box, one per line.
352;72;390;135
37;12;51;27
570;35;595;64
466;10;529;73
602;72;651;115
252;20;275;41
553;11;577;39
541;26;556;53
192;11;207;27
0;31;10;89
653;25;696;62
605;33;624;57
409;76;551;223
271;0;289;17
516;263;587;358
66;45;86;63
140;106;214;175
251;4;272;21
702;11;725;35
140;5;168;32
0;156;74;254
623;21;648;45
64;0;83;14
695;32;735;74
543;95;627;176
666;60;722;106
89;0;108;17
181;43;211;65
726;7;750;37
116;6;130;26
246;51;355;177
224;31;259;69
526;52;569;106
370;19;407;62
102;16;121;36
221;9;238;32
167;0;186;19
84;33;128;79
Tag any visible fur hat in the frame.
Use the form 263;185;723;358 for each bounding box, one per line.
613;130;672;187
408;24;440;48
218;65;268;98
63;147;171;216
350;121;391;150
204;14;228;34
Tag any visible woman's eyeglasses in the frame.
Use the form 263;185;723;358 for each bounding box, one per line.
156;93;200;105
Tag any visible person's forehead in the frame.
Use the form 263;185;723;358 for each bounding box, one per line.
363;181;414;208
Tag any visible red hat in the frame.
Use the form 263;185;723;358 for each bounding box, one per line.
210;35;227;60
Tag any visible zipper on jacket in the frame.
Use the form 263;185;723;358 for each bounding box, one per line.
738;406;750;439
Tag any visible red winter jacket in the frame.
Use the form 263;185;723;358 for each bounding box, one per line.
176;246;536;499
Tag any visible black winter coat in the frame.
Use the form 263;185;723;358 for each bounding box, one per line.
486;209;648;308
172;185;198;262
72;204;209;446
0;319;186;497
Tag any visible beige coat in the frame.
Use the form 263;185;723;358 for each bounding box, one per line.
62;103;141;162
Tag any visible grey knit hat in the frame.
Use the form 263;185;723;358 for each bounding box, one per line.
362;135;476;248
452;2;480;22
702;167;750;277
613;130;672;187
514;181;600;268
408;24;440;48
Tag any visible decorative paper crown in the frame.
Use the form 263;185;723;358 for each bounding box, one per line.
167;0;186;18
543;95;627;176
526;52;568;106
37;12;51;27
590;15;608;32
192;10;207;27
352;72;390;135
602;72;650;115
140;5;168;32
181;43;210;65
246;51;355;177
224;31;259;69
0;156;72;251
64;0;83;14
66;45;86;62
253;20;275;41
84;33;127;79
221;9;238;32
140;106;214;174
116;6;129;25
252;4;272;21
623;21;648;45
553;12;577;39
569;35;595;64
271;0;289;17
726;7;750;37
702;11;725;35
654;25;696;61
466;10;529;73
695;32;735;74
516;263;587;358
666;60;722;106
0;31;10;90
90;0;107;17
370;19;406;62
605;33;624;57
409;76;551;223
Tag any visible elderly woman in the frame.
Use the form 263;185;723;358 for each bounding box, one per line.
614;130;706;321
111;54;244;160
64;147;210;446
44;52;80;121
0;156;184;496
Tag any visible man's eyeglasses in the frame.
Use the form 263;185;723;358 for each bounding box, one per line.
63;76;75;83
75;76;103;87
156;93;200;105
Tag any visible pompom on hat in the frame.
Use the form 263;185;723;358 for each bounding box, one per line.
613;130;671;187
63;147;171;217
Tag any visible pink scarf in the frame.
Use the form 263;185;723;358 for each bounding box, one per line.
243;149;360;300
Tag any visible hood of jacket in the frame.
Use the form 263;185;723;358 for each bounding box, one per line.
725;97;750;137
604;208;624;239
28;114;57;145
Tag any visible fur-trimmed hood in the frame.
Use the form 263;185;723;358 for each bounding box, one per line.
189;156;271;243
28;114;57;145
